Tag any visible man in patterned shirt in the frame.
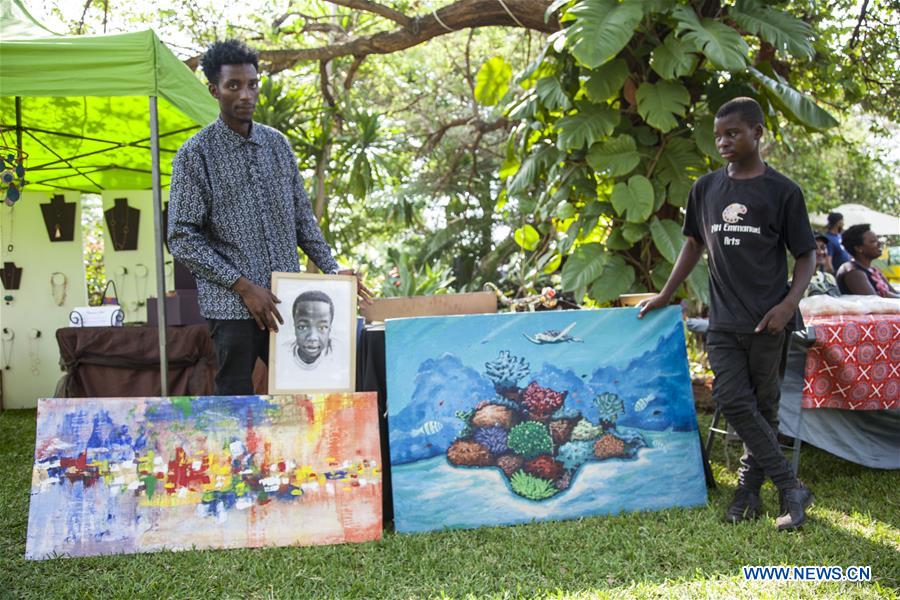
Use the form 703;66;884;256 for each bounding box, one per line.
168;39;370;395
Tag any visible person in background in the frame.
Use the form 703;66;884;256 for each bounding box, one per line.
836;224;899;298
805;232;840;297
823;212;852;271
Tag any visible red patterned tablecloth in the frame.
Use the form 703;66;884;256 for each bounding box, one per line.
802;314;900;410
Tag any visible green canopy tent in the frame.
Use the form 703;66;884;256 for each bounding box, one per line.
0;0;218;395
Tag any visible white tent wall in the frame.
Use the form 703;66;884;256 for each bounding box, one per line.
100;191;174;323
0;192;88;409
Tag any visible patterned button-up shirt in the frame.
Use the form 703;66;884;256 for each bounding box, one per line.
168;118;339;320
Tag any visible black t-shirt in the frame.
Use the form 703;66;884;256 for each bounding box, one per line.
683;165;816;333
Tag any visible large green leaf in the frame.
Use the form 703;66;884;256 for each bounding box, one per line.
650;34;700;80
636;81;690;133
654;137;706;206
584;59;630;102
561;242;608;291
556;102;620;150
673;6;749;71
693;114;724;164
651;260;673;291
649;217;684;263
610;174;654;223
508;145;561;194
514;224;541;251
605;228;632;250
589;256;635;303
536;76;572;112
730;0;814;59
686;256;710;305
622;222;648;243
474;56;512;106
749;67;839;130
563;0;645;69
586;134;640;176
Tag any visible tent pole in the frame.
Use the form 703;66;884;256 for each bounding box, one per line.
14;97;23;151
149;96;169;396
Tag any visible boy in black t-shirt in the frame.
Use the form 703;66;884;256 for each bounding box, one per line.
638;97;817;531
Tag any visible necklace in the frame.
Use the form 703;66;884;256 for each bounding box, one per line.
51;196;65;240
50;272;68;306
28;329;40;376
134;263;149;307
1;328;13;370
1;204;13;253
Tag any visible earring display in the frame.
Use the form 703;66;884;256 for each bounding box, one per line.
50;272;68;306
104;197;140;251
1;328;13;370
1;261;22;290
40;195;77;242
114;265;128;304
0;149;27;206
134;263;149;309
28;329;41;376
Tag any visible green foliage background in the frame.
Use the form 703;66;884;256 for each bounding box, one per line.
42;0;900;304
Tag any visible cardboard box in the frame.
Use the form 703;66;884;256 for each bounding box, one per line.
360;291;497;322
147;291;204;326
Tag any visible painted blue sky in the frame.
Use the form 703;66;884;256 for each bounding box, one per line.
386;306;683;416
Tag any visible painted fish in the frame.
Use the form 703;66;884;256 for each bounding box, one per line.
634;393;655;412
410;420;443;437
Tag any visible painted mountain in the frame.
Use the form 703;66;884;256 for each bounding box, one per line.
385;307;707;533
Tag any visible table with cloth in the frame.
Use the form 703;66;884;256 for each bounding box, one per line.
779;313;900;470
801;314;899;410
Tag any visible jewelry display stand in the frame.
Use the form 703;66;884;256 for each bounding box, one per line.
104;197;140;251
2;191;88;409
40;195;77;242
1;261;22;290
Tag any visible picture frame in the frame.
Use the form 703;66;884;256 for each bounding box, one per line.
268;272;357;394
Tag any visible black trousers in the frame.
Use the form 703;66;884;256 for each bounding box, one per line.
207;319;269;395
707;329;796;492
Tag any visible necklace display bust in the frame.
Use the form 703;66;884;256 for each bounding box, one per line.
40;194;76;242
104;197;140;251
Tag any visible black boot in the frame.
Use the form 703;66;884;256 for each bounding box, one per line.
725;486;762;524
776;484;814;531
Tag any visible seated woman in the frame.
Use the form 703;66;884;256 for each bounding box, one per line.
835;224;899;298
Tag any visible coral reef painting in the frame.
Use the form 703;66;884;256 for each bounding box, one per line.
26;394;382;559
386;307;707;533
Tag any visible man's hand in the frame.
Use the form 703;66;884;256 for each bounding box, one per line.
755;300;795;334
338;268;375;305
233;277;283;331
637;294;671;318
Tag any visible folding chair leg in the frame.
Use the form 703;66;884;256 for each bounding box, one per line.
790;407;804;476
705;404;729;457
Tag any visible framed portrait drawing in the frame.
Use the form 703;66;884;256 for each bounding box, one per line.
269;272;357;394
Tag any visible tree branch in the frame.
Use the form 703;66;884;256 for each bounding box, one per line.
848;0;870;50
344;55;367;90
326;0;413;28
184;0;560;73
421;117;509;155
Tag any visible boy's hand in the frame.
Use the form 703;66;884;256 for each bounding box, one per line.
637;294;670;319
755;300;795;334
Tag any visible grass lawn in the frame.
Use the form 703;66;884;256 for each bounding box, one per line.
1;408;897;599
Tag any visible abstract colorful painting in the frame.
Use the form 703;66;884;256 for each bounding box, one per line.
26;393;382;559
386;307;707;533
